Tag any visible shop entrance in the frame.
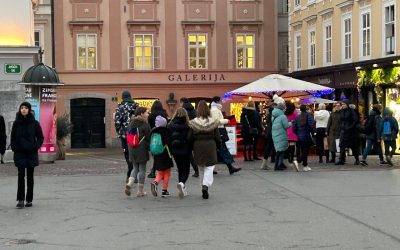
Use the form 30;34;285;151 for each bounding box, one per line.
71;98;105;148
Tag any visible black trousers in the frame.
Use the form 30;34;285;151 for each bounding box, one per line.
384;140;396;157
297;141;311;167
285;144;296;163
174;155;191;184
17;167;34;202
189;152;199;174
263;137;275;160
253;134;259;157
120;137;133;178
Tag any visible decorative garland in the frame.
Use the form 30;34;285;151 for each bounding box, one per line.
357;66;400;101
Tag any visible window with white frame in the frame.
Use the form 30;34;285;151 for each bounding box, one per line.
279;0;289;14
323;23;332;65
309;29;316;68
384;3;395;55
236;33;255;69
360;9;371;58
295;33;301;70
133;34;153;70
34;30;41;47
342;15;352;61
294;0;300;7
188;34;207;69
77;34;97;70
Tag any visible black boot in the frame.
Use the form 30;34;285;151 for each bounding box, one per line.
325;150;329;164
243;145;248;161
335;150;346;165
147;168;156;178
329;152;335;163
227;164;242;175
248;145;253;161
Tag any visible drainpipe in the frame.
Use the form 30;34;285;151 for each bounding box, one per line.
51;0;55;68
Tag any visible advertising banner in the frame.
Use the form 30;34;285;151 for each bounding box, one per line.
225;126;237;155
39;87;57;154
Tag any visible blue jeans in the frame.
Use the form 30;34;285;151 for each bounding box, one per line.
275;151;285;169
362;139;384;161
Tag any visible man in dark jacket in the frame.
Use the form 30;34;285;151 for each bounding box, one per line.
335;100;360;165
0;114;6;164
180;97;199;177
114;90;138;182
360;104;385;166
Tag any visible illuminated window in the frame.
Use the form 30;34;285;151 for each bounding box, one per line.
188;34;208;69
134;34;153;70
236;34;255;69
77;34;97;70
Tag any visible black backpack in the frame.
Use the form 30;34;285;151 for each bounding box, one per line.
170;130;186;147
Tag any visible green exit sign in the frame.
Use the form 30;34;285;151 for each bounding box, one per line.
5;64;21;74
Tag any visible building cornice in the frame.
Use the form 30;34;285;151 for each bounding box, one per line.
303;15;317;23
290;21;302;27
318;8;334;16
68;20;104;35
336;0;354;9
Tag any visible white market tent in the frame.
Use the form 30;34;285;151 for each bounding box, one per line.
222;74;334;103
299;97;337;104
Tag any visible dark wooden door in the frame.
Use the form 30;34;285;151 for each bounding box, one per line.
71;98;105;148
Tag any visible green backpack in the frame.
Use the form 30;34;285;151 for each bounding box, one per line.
150;133;164;155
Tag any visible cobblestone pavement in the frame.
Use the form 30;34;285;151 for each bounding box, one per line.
0;148;397;177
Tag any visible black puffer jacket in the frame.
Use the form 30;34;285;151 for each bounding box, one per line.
182;102;197;120
339;108;359;148
0;115;6;154
168;117;190;156
11;113;44;168
151;127;173;170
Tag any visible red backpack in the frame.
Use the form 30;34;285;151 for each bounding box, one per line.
126;128;142;147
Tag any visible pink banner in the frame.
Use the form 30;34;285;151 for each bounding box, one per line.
38;87;57;154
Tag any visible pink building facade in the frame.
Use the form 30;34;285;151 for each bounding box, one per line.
54;0;278;148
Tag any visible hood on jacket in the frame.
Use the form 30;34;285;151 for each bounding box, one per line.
383;107;393;118
131;117;147;128
182;101;195;111
169;117;188;130
272;108;285;118
189;117;219;133
122;90;134;103
242;107;255;116
210;102;222;110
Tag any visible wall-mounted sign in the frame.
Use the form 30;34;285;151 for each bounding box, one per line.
4;63;21;74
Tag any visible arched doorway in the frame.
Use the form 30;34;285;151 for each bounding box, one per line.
70;98;105;148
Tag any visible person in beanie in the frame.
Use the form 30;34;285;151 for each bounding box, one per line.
326;102;341;163
168;108;191;198
125;107;151;197
271;102;291;171
293;105;315;171
114;90;139;183
150;115;173;197
314;103;330;163
335;100;360;165
188;100;221;199
210;96;241;175
0;114;6;164
180;97;199;177
11;102;44;208
147;100;169;178
380;107;399;166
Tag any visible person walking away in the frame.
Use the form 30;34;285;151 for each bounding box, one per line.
314;103;330;163
283;102;298;170
180;97;200;177
125;107;151;197
147;100;169;178
240;102;258;161
335;100;360;165
210;96;241;174
271;103;291;171
380;107;399;166
292;105;315;171
168;108;191;198
150;116;173;197
114;90;139;182
360;104;385;166
0;114;6;164
260;103;276;170
11;102;44;208
326;102;341;163
188;100;221;199
253;104;263;160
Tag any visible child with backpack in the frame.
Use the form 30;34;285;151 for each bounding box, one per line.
125;107;151;197
381;107;399;166
150;115;173;197
168;108;191;198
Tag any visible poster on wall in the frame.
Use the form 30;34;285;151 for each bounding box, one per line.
39;87;57;154
225;126;237;155
25;86;40;120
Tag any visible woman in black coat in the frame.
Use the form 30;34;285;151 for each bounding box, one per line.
0;114;6;164
11;102;44;208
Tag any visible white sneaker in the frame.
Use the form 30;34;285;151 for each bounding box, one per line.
293;160;299;172
183;186;188;197
303;166;312;172
177;182;185;199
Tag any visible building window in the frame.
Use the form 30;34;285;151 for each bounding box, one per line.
342;16;352;61
77;34;97;70
309;30;316;68
361;10;371;58
294;0;300;7
384;3;395;55
236;33;255;69
279;0;288;14
324;23;332;64
34;30;41;47
295;33;301;70
188;34;208;69
133;34;153;70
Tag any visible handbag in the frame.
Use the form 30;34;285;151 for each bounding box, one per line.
218;127;229;143
3;145;14;163
245;115;258;135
